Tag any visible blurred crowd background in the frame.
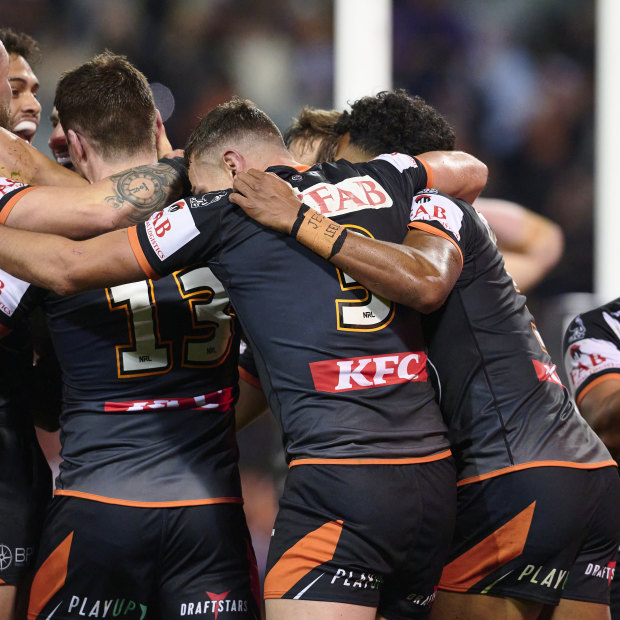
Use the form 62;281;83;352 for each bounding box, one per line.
3;0;597;588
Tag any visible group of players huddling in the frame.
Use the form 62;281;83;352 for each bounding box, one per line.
0;26;618;620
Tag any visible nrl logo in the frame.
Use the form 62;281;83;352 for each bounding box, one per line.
189;192;227;208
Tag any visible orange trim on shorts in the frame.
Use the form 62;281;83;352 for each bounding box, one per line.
576;373;620;407
415;156;434;189
407;221;464;269
53;489;243;508
264;519;344;599
457;460;618;487
28;531;73;619
0;186;37;224
127;226;160;280
289;450;452;467
439;502;535;591
239;366;262;389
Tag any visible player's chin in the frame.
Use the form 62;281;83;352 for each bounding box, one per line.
15;130;36;144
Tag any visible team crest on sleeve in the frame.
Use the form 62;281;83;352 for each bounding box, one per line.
410;193;464;240
372;153;417;172
144;200;199;261
0;177;26;196
0;270;30;317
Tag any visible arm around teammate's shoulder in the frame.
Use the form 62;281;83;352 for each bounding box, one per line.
419;150;488;204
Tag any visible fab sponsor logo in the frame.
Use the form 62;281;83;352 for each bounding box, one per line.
65;596;147;619
144;200;199;261
310;351;427;393
410;192;464;241
565;337;620;388
0;270;30;317
297;175;393;217
179;590;250;617
0;177;26;196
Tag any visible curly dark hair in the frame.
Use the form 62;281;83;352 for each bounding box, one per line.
334;89;456;156
0;28;40;67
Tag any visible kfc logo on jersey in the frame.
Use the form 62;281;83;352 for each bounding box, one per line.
297;175;393;217
144;200;199;261
532;360;563;387
310;351;427;393
0;177;26;197
0;270;30;317
410;193;464;241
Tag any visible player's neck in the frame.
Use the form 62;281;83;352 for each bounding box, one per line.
87;149;158;183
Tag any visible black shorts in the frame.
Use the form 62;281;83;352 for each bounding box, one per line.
0;424;51;585
264;458;457;619
27;497;261;619
439;465;620;606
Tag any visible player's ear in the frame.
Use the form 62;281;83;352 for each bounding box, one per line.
67;129;86;164
222;150;244;176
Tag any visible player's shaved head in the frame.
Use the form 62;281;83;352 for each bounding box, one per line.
336;89;456;157
184;97;285;167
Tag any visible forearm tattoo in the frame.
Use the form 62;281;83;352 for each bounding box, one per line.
105;163;186;224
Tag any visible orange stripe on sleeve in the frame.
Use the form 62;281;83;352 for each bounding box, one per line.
127;226;159;280
264;520;343;599
28;532;73;619
439;502;535;592
0;186;37;224
576;373;620;407
239;366;262;389
416;156;434;189
407;221;464;269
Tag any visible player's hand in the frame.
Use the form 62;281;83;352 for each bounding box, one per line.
230;169;302;234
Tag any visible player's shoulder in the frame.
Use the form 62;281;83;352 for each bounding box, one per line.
565;298;620;346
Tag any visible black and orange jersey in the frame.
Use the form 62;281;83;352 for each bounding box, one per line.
406;189;613;484
563;298;620;406
131;154;451;465
0;179;243;506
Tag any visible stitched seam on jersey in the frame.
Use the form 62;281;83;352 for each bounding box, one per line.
455;288;515;467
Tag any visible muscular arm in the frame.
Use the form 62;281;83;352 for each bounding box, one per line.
579;380;620;461
0;224;145;295
0;127;86;186
231;170;461;313
475;197;564;292
409;150;487;204
4;161;187;239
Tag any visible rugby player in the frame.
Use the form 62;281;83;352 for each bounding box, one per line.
284;98;564;293
0;53;262;620
0;97;488;620
230;90;620;620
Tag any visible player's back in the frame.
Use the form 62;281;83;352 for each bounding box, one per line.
37;269;242;505
176;156;452;464
415;191;611;482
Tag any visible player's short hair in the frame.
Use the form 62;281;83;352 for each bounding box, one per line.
54;51;156;160
284;107;342;162
185;97;285;166
0;28;40;67
335;89;456;156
